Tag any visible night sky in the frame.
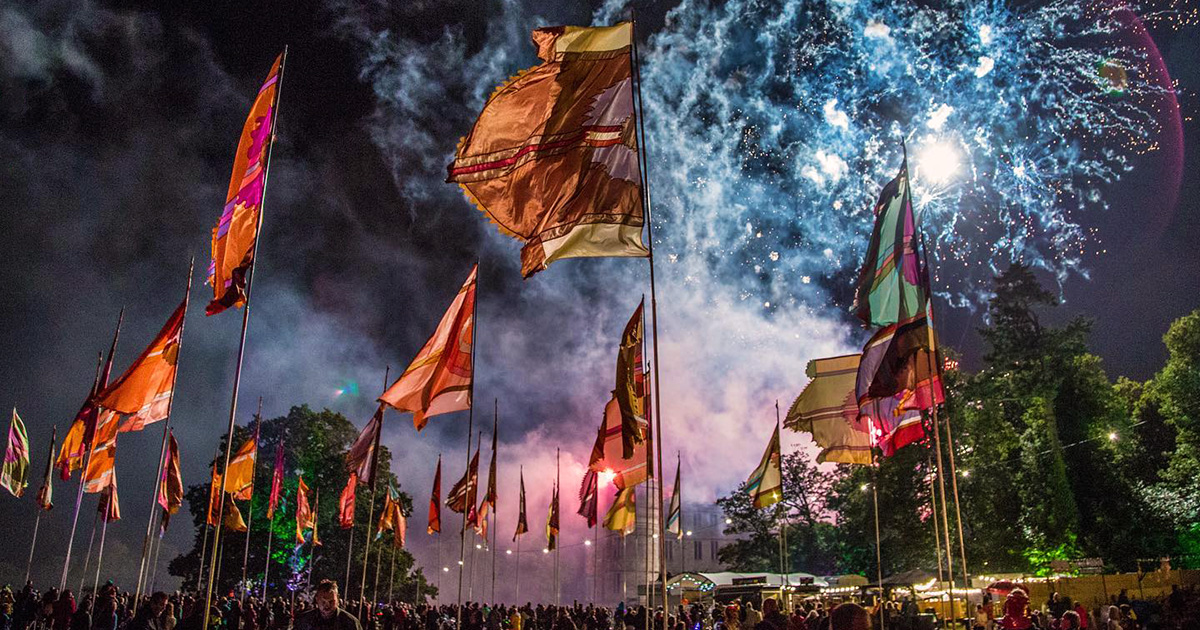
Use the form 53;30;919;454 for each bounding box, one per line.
1;0;1197;600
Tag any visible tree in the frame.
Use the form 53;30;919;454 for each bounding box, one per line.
168;405;436;601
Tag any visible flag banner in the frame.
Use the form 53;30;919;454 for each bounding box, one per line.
578;468;598;528
446;444;479;515
158;432;183;534
546;483;559;551
98;301;185;433
615;302;647;458
267;441;284;519
483;427;497;516
513;470;528;542
100;482;120;523
224;497;248;533
474;497;490;540
207;53;283;316
381;266;476;430
82;410;119;494
785;355;874;465
56;418;87;481
746;424;782;509
428;456;442;535
223;429;258;500
394;505;407;549
853;157;929;327
588;396;649;489
295;475;313;544
338;472;357;530
856;313;943;456
1;409;31;497
311;489;322;547
346;406;383;486
665;461;681;539
206;464;222;528
603;485;635;535
376;482;402;540
448;23;648;278
36;426;56;510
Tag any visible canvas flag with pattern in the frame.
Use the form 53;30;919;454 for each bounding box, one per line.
1;409;30;497
82;409;119;494
614;302;647;458
545;483;559;551
207;53;283;316
785;355;874;465
338;472;357;530
665;459;682;539
380;266;476;430
853;156;929;328
224;497;248;533
513;469;528;541
446;442;480;515
223;424;259;500
746;423;782;509
58;317;122;480
856;312;943;456
295;475;313;544
428;456;442;535
588;395;649;490
578;468;598;528
603;485;635;535
448;23;648;278
346;406;383;485
206;464;222;527
97;300;185;433
36;425;55;510
267;441;284;519
157;432;183;534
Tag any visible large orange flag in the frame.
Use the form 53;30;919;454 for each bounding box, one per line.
223;425;258;500
97;300;185;433
448;23;648;278
207;53;283;316
206;464;222;527
380;266;475;430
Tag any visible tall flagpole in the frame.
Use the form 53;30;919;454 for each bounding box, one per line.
240;399;263;601
490;399;498;605
456;266;479;630
26;426;56;585
197;446;220;594
203;46;288;630
871;452;885;630
79;508;99;594
630;17;669;624
514;465;521;605
136;259;194;603
92;491;111;600
150;529;165;590
359;366;391;603
262;509;276;598
388;545;397;603
61;313;123;591
555;448;561;607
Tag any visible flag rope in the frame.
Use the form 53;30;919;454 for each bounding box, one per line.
203;46;288;630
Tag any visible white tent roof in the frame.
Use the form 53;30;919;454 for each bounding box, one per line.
668;572;827;589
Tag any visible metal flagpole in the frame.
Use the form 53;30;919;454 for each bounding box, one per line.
26;509;43;586
373;531;384;605
592;514;598;604
150;531;165;590
930;385;958;624
203;45;288;630
491;399;498;606
388;545;397;603
345;496;355;594
262;510;276;598
555;448;561;607
871;453;885;630
79;498;100;593
92;491;111;600
456;268;479;630
306;492;318;594
61;313;123;591
240;399;263;602
514;503;521;604
928;453;946;584
136;260;193;604
359;366;391;602
630;18;669;626
197;445;221;594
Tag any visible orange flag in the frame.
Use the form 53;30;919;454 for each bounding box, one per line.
82;409;119;494
587;395;650;490
157;432;183;533
427;456;441;535
206;463;222;527
224;497;248;533
97;300;186;433
311;488;322;547
380;266;475;430
207;53;284;316
295;475;313;544
448;23;648;278
223;426;259;500
338;472;357;529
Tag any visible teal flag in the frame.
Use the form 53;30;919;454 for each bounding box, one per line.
853;157;929;327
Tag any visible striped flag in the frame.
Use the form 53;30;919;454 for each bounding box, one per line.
746;423;782;509
1;409;30;497
853;156;929;327
446;443;479;515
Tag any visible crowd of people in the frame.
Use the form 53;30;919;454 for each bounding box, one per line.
0;578;1196;630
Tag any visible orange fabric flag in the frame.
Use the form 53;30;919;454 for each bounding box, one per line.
295;475;313;544
97;300;185;433
207;53;283;316
223;428;258;500
587;395;649;490
206;464;222;527
380;266;475;430
338;472;356;529
82;409;119;494
427;456;441;535
55;419;87;481
224;497;248;532
448;23;648;278
157;432;183;534
311;488;322;547
99;482;120;522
